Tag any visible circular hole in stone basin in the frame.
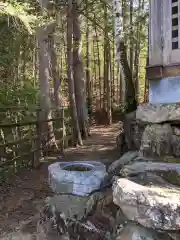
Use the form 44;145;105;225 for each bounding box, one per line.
63;163;93;172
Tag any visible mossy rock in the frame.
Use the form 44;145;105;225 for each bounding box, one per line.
156;169;180;186
155;156;180;164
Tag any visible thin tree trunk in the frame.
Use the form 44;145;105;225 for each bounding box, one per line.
92;38;98;109
33;37;38;87
103;2;112;124
49;35;62;109
134;0;142;99
94;20;102;109
67;0;83;145
37;0;60;154
85;6;92;123
129;0;134;71
135;0;145;100
144;24;149;103
120;41;137;113
103;2;108;111
72;0;89;138
37;27;58;154
113;0;137;113
144;55;149;103
112;33;115;102
107;41;112;124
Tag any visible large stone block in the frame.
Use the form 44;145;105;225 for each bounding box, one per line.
114;222;172;240
136;103;180;123
120;161;180;180
113;178;180;230
123;111;147;151
140;124;173;157
108;151;139;174
171;135;180;157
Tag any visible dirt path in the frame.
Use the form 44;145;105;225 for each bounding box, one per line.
0;123;121;235
64;123;121;164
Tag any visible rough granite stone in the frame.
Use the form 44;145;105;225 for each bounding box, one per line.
168;232;180;240
171;135;180;157
172;126;180;136
120;161;180;178
108;151;139;174
46;193;101;220
113;178;180;230
129;172;173;187
140;124;173;157
123;111;147;151
114;222;172;240
136;103;180;123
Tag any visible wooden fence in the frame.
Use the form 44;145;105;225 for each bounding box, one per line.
0;107;72;178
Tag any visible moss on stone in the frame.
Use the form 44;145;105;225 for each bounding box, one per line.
156;169;180;186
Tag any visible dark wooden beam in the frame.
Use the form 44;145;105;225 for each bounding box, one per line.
146;64;180;80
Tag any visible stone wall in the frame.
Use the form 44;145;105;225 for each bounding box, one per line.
117;103;180;158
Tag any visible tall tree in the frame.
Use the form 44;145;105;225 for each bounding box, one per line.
134;0;145;98
85;0;92;121
36;0;59;153
72;0;89;138
67;0;83;145
49;31;62;110
113;0;137;113
129;0;134;71
103;2;112;124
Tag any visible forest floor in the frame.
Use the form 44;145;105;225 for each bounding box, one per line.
0;123;121;235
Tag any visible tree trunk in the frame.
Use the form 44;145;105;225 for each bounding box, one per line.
67;0;83;145
113;0;137;113
103;2;112;124
134;0;145;99
49;35;62;109
48;34;64;143
94;20;102;109
37;27;58;154
144;23;149;103
107;42;112;124
129;0;134;71
85;6;92;122
37;0;59;154
118;40;136;113
72;0;89;138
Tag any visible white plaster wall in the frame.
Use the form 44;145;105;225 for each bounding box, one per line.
149;77;180;104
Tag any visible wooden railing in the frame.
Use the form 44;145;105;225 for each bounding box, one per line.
0;107;72;178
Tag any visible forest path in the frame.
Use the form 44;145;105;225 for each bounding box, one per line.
64;122;121;165
0;123;121;235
